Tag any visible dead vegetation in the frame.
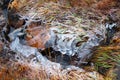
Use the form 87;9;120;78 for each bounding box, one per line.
0;0;120;80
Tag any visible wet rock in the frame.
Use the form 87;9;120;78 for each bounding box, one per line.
77;25;106;64
8;27;62;76
46;27;79;56
115;65;120;80
44;23;107;65
0;40;3;52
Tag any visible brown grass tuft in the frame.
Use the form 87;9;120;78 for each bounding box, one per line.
97;0;118;10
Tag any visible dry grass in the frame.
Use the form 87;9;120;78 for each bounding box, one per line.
0;0;119;80
96;0;118;10
0;58;29;80
0;56;104;80
91;42;120;79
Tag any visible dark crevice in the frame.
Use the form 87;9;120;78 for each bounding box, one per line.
40;47;79;67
